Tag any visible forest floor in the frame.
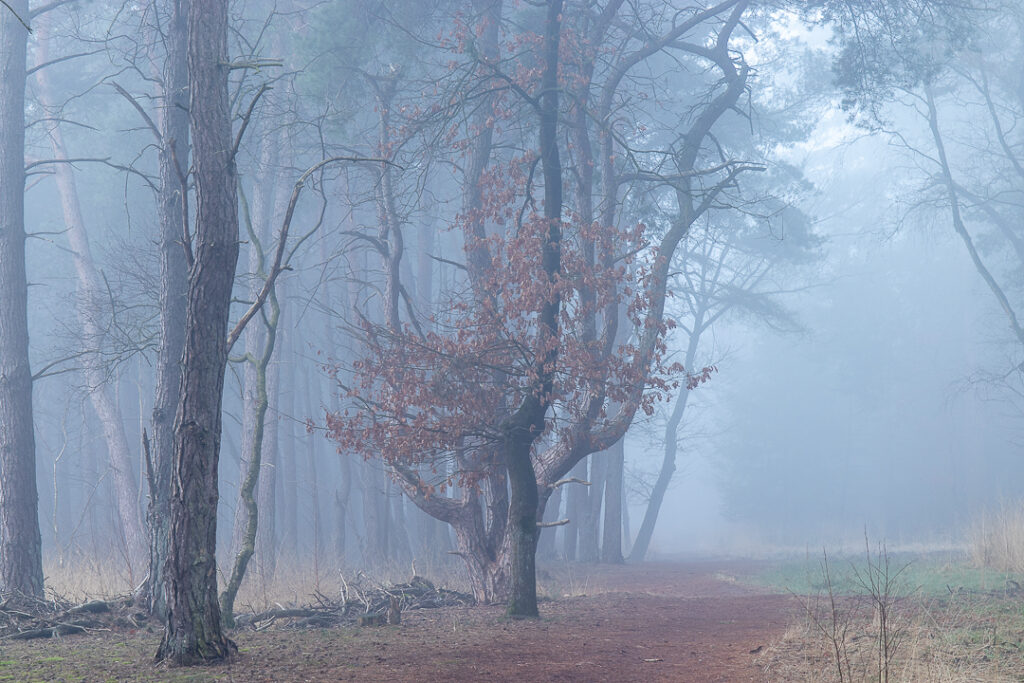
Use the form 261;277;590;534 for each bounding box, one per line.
0;559;796;682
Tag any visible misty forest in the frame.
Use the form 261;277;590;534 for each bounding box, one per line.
1;0;1024;680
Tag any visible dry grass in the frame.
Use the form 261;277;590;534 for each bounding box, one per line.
763;589;1024;682
968;501;1024;573
44;557;136;602
759;570;1024;682
42;555;471;616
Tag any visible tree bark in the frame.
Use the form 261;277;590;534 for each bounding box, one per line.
0;0;43;598
148;0;190;619
156;0;237;664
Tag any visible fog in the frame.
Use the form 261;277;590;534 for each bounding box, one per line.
2;1;1023;604
646;119;1024;555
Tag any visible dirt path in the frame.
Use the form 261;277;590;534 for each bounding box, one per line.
4;560;797;682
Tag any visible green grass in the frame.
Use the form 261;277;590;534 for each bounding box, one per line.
746;551;1024;598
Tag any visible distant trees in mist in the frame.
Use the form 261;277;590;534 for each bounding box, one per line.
0;0;1020;667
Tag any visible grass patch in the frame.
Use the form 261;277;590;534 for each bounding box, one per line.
751;549;1024;682
749;551;1024;597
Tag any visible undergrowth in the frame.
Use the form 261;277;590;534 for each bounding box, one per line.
755;537;1024;682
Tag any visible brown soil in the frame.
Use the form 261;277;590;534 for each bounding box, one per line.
1;560;797;682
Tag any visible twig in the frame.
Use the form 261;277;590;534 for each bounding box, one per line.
548;477;591;488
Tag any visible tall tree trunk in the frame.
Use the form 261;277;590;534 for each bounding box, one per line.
562;460;585;560
359;462;388;567
156;0;237;663
537;481;562;559
230;325;259;556
36;22;147;579
628;320;701;563
220;287;279;628
504;0;563;618
231;138;277;557
148;0;190;618
601;440;624;564
335;465;351;563
389;482;412;564
578;454;606;563
256;327;280;580
276;395;296;561
0;0;43;598
303;364;322;582
505;434;541;617
925;85;1024;350
327;238;351;565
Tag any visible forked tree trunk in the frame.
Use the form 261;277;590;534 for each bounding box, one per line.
455;521;510;603
156;0;237;663
503;0;563;619
220;288;279;628
0;0;43;598
231;138;278;558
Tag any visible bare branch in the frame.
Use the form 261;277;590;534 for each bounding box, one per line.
27;50;104;77
1;0;30;31
548;477;591;488
226;155;395;352
230;84;271;161
110;82;161;142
